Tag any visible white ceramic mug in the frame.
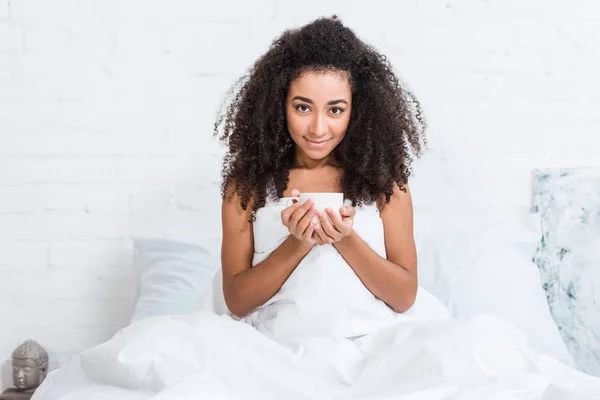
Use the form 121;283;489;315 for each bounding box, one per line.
286;192;344;224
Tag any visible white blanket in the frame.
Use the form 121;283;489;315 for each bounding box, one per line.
32;200;600;399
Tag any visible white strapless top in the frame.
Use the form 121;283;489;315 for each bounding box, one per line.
243;197;408;339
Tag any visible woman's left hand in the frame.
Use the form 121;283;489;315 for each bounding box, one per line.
313;205;356;245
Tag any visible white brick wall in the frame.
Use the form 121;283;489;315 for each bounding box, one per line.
1;0;599;389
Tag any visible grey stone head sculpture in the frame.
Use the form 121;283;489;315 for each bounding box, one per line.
11;340;49;392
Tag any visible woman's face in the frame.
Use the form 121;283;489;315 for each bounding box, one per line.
285;70;352;165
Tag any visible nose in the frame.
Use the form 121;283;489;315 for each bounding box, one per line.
16;369;24;379
310;113;328;138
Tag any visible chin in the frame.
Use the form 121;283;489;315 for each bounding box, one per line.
304;149;333;161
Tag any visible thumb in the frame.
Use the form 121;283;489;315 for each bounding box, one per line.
340;205;356;217
291;189;300;197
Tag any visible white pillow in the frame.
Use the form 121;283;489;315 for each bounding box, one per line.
198;267;230;316
415;211;575;366
130;237;222;323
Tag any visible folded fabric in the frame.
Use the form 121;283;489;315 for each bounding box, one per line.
33;310;600;399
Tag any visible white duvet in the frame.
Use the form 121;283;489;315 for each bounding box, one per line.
32;200;600;399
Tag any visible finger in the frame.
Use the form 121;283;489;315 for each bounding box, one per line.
327;207;345;228
281;200;300;216
291;189;300;197
280;201;301;225
313;223;323;242
318;210;342;238
312;228;325;245
297;206;318;236
340;205;356;218
314;224;334;244
302;223;316;242
289;199;314;230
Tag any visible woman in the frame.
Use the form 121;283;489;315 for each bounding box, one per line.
215;15;427;322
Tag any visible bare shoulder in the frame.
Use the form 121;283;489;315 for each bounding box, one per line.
378;182;417;271
378;182;413;215
221;182;255;280
221;182;255;224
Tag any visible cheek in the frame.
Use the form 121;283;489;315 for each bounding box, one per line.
286;113;304;137
333;116;351;138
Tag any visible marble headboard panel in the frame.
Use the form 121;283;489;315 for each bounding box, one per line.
532;168;600;376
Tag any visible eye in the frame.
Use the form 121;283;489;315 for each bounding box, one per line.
330;107;344;115
295;105;310;113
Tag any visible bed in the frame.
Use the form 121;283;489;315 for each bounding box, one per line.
30;206;600;399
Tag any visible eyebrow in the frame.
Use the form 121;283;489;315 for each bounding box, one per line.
292;96;348;106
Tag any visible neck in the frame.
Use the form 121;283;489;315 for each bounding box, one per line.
293;148;338;170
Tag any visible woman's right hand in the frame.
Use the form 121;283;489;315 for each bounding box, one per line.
281;190;319;246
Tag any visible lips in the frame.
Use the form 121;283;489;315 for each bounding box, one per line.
305;138;330;147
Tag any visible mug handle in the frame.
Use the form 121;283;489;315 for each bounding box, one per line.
285;197;300;207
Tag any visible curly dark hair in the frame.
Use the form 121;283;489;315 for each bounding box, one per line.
213;15;427;218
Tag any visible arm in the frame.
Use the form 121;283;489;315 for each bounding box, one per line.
316;183;418;312
221;188;318;318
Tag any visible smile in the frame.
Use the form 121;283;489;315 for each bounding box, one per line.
305;138;331;147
